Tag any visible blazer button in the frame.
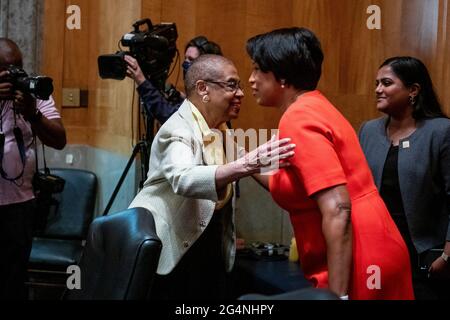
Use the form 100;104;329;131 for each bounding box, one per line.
183;241;189;248
199;220;207;227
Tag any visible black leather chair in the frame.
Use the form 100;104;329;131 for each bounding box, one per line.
27;168;97;298
64;207;162;300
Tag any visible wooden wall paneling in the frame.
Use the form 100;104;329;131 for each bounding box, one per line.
292;0;338;95
141;0;163;23
87;0;142;153
194;0;247;63
61;0;90;144
43;0;142;152
64;0;89;89
367;0;439;70
142;0;197;119
41;0;66;110
433;0;450;116
399;0;439;59
442;0;450;116
159;0;197;90
335;0;383;127
194;0;261;132
236;0;294;133
292;0;381;128
145;0;288;132
375;0;446;120
43;0;450;153
292;0;445;130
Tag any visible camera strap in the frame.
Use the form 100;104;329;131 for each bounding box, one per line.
34;132;50;176
0;102;26;181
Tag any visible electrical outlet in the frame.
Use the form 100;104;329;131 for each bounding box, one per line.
65;154;74;164
62;88;80;107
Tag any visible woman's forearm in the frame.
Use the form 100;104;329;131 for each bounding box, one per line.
215;161;249;190
322;206;352;296
251;173;269;190
313;185;353;297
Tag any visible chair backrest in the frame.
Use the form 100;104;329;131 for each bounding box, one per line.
65;207;162;300
41;168;97;239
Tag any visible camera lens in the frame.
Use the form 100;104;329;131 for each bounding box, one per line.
31;77;54;100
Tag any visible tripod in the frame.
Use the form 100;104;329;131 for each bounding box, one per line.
102;100;154;216
102;139;150;216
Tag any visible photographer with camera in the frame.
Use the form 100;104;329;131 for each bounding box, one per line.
0;38;66;300
125;36;223;124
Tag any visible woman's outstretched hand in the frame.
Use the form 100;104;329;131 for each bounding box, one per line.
237;135;295;174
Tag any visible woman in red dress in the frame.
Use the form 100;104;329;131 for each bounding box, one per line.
246;27;414;300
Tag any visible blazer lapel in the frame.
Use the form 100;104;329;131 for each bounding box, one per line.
178;100;203;143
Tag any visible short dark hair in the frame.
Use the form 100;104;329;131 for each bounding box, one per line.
185;36;223;56
380;56;447;119
0;37;23;67
246;27;324;90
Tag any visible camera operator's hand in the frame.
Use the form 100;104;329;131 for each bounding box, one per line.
124;55;146;86
13;90;37;120
0;70;14;100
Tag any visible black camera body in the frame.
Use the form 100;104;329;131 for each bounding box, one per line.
98;18;178;90
5;65;54;100
32;170;65;235
33;171;65;195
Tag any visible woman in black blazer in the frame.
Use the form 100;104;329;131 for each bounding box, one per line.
359;56;450;299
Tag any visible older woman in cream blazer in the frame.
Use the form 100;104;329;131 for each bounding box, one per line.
129;54;295;300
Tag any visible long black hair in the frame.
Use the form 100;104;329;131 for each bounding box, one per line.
380;56;447;119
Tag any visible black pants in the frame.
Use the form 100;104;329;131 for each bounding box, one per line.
150;204;231;301
0;200;35;300
392;215;449;300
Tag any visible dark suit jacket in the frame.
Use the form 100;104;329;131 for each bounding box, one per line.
359;117;450;253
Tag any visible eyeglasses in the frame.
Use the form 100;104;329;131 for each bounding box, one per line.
204;80;243;93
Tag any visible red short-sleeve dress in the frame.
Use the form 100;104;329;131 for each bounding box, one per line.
269;90;414;300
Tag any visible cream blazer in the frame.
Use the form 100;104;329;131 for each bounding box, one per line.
129;100;239;275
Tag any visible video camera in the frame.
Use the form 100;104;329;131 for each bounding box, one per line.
98;18;178;90
4;65;54;100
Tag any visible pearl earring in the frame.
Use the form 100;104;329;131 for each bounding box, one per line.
202;95;210;103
